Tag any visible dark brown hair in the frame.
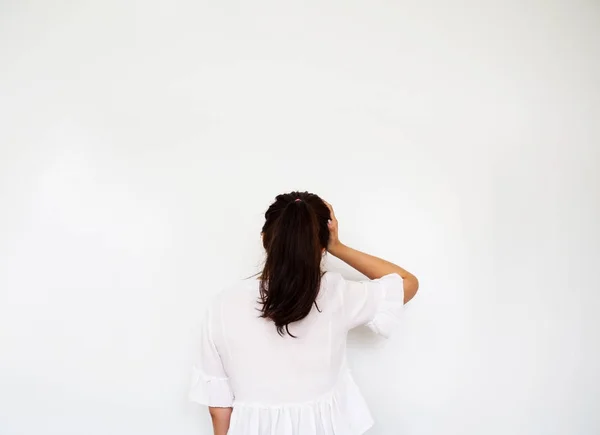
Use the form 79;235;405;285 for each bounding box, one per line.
259;191;331;337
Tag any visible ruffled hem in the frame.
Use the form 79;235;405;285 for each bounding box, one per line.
366;273;405;338
188;367;234;407
227;369;373;435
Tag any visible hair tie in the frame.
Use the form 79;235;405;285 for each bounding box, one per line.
294;198;302;202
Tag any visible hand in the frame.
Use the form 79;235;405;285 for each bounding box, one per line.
324;201;342;254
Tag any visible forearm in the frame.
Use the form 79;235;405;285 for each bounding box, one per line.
329;243;419;303
329;243;410;279
209;407;232;435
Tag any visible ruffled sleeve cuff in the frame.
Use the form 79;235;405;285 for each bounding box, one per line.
365;273;405;338
188;366;234;407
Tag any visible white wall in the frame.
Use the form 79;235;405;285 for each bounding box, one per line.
1;1;599;434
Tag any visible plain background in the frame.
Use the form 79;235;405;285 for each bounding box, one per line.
1;1;599;434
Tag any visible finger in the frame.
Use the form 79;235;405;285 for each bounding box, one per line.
327;219;337;233
323;200;336;220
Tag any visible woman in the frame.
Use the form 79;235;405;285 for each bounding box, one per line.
189;191;419;435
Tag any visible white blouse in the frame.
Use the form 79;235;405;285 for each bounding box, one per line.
189;272;405;435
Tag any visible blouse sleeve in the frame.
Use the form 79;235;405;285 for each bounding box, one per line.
341;273;405;338
188;306;234;407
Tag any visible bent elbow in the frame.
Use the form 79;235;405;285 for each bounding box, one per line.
403;275;419;304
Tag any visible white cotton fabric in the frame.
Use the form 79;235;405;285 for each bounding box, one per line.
189;272;405;435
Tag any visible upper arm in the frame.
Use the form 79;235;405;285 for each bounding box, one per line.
188;304;234;408
209;407;232;435
338;273;406;337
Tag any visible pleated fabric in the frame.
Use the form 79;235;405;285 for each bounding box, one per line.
226;369;373;435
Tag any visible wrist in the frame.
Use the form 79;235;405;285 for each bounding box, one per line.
328;241;346;258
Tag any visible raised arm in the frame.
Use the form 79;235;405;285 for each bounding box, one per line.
325;202;419;304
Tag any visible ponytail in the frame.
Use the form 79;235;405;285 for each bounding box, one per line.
259;192;330;337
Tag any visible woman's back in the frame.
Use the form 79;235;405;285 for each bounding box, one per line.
217;275;345;405
190;271;405;434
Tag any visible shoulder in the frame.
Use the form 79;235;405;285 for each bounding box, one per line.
322;271;366;290
322;271;345;288
318;271;347;304
218;278;257;297
207;278;259;313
